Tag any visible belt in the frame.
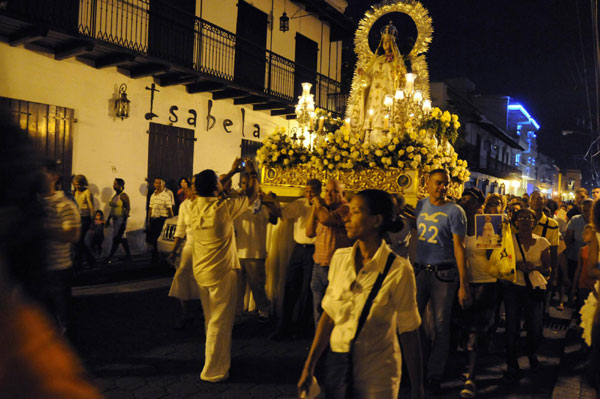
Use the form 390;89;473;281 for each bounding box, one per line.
414;262;455;272
296;243;315;248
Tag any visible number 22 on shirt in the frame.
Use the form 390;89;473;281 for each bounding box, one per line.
418;223;439;244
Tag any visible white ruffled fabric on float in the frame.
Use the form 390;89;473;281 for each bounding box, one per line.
580;281;600;346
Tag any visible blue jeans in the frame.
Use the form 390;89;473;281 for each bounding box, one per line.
415;267;458;380
310;264;329;326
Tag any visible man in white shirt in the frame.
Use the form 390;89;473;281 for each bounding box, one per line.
189;159;258;383
43;161;81;336
234;175;277;321
147;177;174;264
270;179;322;340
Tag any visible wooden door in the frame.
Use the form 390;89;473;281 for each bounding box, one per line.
0;97;74;191
294;33;318;99
147;122;195;195
234;1;267;90
148;0;196;68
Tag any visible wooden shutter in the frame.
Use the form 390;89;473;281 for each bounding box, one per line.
0;97;74;188
147;122;195;192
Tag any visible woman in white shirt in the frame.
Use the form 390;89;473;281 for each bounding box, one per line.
503;208;550;383
298;189;423;399
456;191;502;398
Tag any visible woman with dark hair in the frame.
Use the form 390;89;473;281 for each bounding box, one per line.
298;189;423;399
0;117;100;398
105;178;131;263
456;190;500;398
177;177;191;206
73;174;96;268
502;208;551;383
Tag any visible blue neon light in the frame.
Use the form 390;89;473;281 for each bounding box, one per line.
508;104;540;130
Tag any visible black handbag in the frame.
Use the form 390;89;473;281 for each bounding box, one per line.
515;235;546;302
315;252;396;399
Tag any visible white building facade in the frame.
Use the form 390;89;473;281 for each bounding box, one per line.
0;0;350;253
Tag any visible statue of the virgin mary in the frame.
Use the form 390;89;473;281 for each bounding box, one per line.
346;21;407;142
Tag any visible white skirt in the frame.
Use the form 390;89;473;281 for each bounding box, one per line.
168;245;201;301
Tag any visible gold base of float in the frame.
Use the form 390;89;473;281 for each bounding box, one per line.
260;166;463;206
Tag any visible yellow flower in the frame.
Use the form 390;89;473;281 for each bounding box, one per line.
283;159;290;165
451;114;459;122
350;138;357;145
419;129;427;136
271;155;278;162
421;148;427;154
281;149;287;155
453;121;461;129
388;145;396;151
398;149;405;156
328;164;334;170
369;162;376;168
288;150;294;156
271;144;277;150
441;111;451;123
410;161;419;169
397;161;404;168
334;155;341;161
375;150;383;157
407;146;414;153
392;138;399;145
323;159;329;165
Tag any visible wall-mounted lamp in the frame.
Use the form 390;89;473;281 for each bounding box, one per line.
115;83;130;120
280;11;289;32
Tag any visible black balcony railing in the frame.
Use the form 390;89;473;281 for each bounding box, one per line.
6;0;346;115
458;143;521;179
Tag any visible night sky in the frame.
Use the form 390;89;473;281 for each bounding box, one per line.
346;0;598;173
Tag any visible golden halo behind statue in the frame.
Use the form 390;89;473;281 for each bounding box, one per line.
354;0;433;97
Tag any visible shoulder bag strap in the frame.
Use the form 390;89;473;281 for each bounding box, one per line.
515;235;534;290
353;252;396;342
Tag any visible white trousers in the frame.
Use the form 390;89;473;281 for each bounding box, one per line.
198;269;238;382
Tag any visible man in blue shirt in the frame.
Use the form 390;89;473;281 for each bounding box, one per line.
413;169;469;394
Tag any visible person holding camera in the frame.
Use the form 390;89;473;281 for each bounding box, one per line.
189;158;258;383
234;174;277;321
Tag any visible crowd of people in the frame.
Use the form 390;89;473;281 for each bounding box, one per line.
2;110;600;399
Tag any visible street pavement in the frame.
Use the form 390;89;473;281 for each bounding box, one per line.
71;272;596;399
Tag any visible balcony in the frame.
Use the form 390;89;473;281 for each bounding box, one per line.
458;144;521;179
0;0;347;117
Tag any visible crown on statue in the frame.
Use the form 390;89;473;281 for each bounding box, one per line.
380;20;398;39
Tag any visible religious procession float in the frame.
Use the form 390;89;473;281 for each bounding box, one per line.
257;0;470;205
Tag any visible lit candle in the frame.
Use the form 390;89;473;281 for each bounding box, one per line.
344;117;351;129
318;116;325;132
368;109;374;130
405;73;417;94
413;90;423;103
395;89;404;101
422;99;432;113
309;111;315;128
384;114;389;130
384;95;394;108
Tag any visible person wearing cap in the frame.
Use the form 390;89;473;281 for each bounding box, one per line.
412;169;469;394
456;190;501;398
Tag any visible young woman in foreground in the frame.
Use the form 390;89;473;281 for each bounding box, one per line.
298;189;423;399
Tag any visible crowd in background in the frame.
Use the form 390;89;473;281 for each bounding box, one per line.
2;110;600;399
